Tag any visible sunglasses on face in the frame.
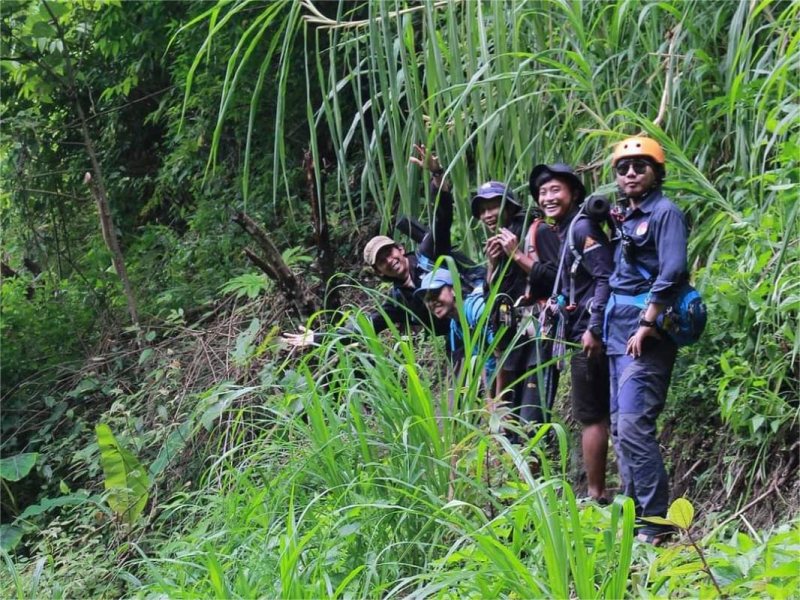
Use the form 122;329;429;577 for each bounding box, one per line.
615;159;651;176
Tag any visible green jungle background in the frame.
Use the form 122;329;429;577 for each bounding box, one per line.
1;1;798;598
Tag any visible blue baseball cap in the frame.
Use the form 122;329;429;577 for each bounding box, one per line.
415;268;454;297
471;181;522;219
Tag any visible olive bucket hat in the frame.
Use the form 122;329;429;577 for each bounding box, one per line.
363;235;397;267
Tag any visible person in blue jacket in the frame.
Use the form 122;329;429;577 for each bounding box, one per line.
530;163;613;503
416;268;496;390
605;137;688;545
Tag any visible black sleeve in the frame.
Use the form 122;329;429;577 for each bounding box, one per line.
417;181;454;260
527;223;560;297
574;220;613;330
312;299;403;345
535;222;561;264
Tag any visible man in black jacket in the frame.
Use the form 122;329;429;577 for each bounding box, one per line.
531;163;613;503
283;145;455;347
472;180;560;438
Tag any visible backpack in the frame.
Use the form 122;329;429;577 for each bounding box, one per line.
416;251;487;294
450;291;497;376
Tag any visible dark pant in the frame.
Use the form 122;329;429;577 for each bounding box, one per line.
504;339;559;442
609;341;676;534
570;352;610;425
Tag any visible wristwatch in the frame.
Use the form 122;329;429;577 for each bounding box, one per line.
638;316;657;328
589;325;603;339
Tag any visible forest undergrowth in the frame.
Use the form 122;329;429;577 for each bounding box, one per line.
1;271;798;599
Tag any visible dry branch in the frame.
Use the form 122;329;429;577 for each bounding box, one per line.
303;150;339;310
232;211;317;317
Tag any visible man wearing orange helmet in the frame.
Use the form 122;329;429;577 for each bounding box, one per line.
605;136;688;545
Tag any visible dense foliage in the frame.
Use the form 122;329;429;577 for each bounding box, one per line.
1;0;797;598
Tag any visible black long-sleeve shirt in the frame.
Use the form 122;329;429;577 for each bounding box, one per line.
493;214;559;303
556;208;613;342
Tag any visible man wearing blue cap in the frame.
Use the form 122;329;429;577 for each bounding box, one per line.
471;181;560;437
416;268;496;386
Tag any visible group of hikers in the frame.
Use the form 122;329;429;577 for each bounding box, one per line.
284;136;703;546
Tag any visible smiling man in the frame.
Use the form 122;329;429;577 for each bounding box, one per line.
530;163;613;504
471;180;560;441
416;267;496;388
604;136;688;546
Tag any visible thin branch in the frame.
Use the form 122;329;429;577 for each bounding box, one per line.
16;188;86;201
652;24;682;129
300;0;460;30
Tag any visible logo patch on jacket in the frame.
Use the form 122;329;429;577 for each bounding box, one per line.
636;221;649;236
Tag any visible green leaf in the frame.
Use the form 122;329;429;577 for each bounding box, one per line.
640;516;676;527
0;525;24;552
95;424;149;525
663;561;705;576
148;419;193;477
45;1;70;18
667;498;695;530
31;21;56;38
19;492;100;519
0;453;38;482
145;330;157;342
138;347;154;366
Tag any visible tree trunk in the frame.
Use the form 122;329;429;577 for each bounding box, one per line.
303;150;339;310
43;0;140;333
83;168;139;331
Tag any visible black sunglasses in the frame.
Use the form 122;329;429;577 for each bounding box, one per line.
615;159;650;176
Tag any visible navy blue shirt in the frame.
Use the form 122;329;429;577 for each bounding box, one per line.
556;209;613;342
606;187;688;355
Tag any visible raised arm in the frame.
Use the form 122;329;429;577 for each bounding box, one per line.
411;144;453;260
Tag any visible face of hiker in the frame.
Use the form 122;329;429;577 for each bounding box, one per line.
615;158;657;199
424;285;456;320
478;198;503;231
374;245;409;280
537;177;577;221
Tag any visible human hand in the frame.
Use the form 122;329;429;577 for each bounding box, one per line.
282;325;318;349
409;143;442;173
485;236;504;261
625;326;661;358
581;329;605;359
496;228;519;256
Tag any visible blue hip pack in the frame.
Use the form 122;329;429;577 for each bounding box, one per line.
608;263;707;347
657;281;707;346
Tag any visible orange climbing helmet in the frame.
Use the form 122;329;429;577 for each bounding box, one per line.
612;137;665;166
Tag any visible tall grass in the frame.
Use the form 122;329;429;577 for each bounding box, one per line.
129;313;636;599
